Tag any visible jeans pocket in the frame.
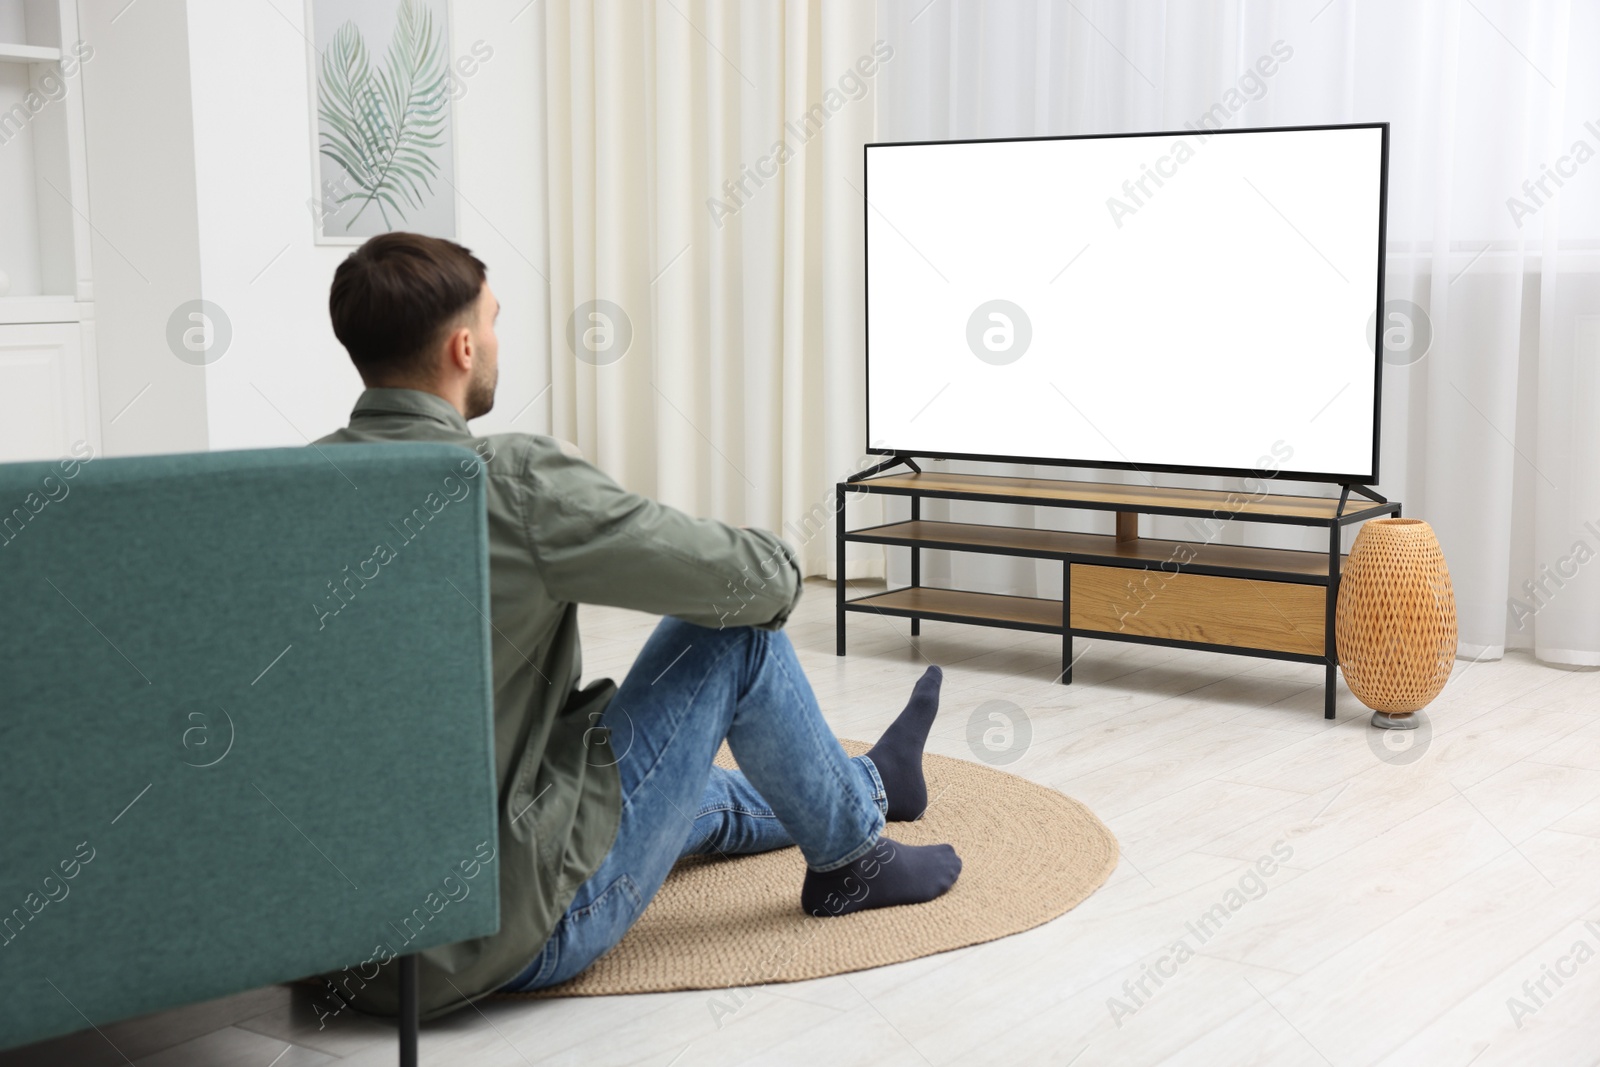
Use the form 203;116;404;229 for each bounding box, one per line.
543;872;646;988
572;871;644;934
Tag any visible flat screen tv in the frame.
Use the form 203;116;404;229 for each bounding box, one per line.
863;122;1389;484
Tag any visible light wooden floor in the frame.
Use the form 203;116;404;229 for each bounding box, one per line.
7;577;1600;1067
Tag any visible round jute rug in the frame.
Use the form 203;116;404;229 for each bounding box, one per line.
497;740;1119;998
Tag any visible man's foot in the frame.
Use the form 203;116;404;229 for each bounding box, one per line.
865;665;943;820
800;838;961;917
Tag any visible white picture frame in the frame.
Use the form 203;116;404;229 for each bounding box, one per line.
304;0;460;246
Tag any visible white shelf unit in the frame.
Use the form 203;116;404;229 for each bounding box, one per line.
0;0;98;462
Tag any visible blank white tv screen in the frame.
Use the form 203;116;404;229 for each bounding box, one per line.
864;124;1387;482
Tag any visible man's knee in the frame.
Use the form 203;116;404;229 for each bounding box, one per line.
655;615;765;648
651;616;783;685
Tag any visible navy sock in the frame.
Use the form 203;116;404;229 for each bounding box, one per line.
865;665;943;821
801;838;961;917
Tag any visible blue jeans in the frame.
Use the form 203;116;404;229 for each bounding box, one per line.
498;617;889;992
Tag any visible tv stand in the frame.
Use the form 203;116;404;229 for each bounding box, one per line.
835;468;1401;719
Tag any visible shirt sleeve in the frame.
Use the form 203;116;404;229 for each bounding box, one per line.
508;435;803;630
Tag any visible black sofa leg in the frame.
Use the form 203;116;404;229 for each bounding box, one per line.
399;953;419;1067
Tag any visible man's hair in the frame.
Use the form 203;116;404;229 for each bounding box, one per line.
329;232;487;381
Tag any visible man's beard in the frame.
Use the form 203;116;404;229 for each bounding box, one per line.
465;361;497;420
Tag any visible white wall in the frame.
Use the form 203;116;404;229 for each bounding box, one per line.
80;0;209;456
176;1;551;452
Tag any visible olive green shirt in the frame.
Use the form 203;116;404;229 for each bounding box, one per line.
312;388;802;1018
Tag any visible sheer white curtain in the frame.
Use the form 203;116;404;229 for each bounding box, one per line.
873;0;1600;667
538;0;886;580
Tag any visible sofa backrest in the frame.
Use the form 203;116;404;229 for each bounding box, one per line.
0;443;500;1051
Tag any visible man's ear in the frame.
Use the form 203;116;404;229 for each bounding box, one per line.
445;325;474;374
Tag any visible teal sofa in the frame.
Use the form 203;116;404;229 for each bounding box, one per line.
0;443;502;1063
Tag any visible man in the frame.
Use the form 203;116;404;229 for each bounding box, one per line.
313;232;960;1019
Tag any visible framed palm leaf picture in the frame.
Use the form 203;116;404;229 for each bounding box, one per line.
305;0;457;244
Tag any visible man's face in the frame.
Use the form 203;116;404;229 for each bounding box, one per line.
464;283;500;420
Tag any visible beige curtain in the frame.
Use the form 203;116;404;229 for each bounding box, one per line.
539;0;888;579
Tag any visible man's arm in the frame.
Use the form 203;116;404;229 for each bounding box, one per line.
511;436;802;629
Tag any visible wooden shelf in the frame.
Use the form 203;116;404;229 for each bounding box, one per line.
1071;564;1326;657
850;471;1388;523
844;586;1062;633
0;43;62;63
848;520;1338;582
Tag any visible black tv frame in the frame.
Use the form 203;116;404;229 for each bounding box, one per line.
862;121;1390;487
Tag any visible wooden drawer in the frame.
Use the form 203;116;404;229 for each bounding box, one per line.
1069;563;1325;656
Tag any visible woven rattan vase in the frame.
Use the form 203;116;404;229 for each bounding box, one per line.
1335;518;1458;720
